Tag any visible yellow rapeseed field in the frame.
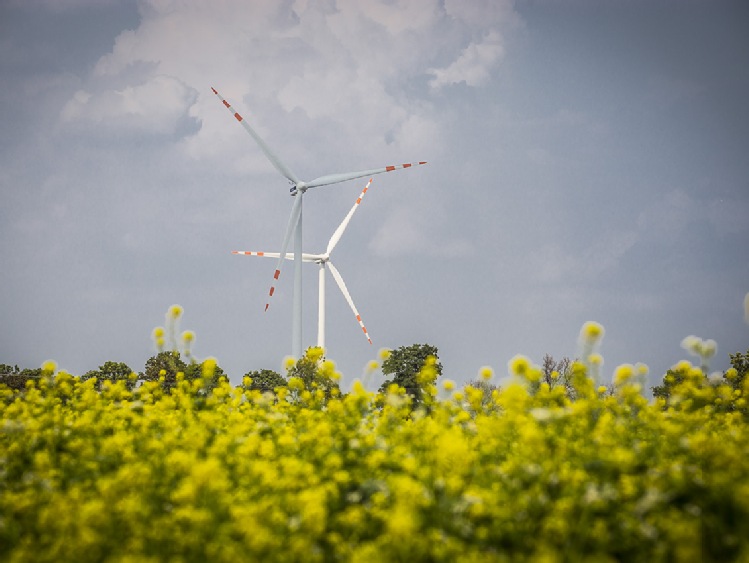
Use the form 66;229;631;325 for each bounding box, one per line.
2;338;749;561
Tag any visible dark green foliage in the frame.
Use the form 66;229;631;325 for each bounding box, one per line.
81;361;136;391
287;353;340;398
185;360;228;394
378;343;442;404
0;365;42;392
244;369;286;393
724;349;748;391
652;368;686;401
142;351;188;392
652;348;749;402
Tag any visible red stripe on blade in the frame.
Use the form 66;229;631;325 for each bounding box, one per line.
269;287;275;297
234;113;243;122
274;270;280;280
386;166;395;172
403;163;411;168
222;100;230;107
211;87;218;94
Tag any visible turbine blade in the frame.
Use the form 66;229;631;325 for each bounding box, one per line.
305;161;427;189
265;194;303;311
231;251;282;258
326;178;372;255
211;87;300;185
327;261;372;344
232;251;318;261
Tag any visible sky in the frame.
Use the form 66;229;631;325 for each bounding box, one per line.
1;0;748;390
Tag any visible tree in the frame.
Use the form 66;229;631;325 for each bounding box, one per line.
724;349;749;391
378;343;442;405
652;349;749;403
243;369;286;393
287;350;341;398
81;361;136;391
541;354;573;395
184;359;228;394
142;351;188;392
463;379;500;407
0;364;41;392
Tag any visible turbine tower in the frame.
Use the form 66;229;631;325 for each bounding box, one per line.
233;179;374;351
212;87;426;358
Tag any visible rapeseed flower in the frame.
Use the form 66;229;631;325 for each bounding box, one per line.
508;354;531;377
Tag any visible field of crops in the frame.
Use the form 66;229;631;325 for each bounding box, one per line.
2;329;749;561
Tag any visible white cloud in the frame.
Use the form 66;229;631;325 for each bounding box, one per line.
60;75;199;136
428;30;505;89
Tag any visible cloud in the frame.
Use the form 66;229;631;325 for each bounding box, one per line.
428;30;505;89
61;75;199;137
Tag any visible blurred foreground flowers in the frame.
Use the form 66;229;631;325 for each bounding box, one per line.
2;328;749;561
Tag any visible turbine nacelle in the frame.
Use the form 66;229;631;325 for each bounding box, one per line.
289;182;307;196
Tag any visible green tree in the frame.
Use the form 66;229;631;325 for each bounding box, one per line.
184;359;228;394
652;349;749;403
652;368;685;401
0;364;40;392
243;369;286;393
378;343;442;405
723;349;749;391
142;351;188;392
81;361;136;391
287;350;341;398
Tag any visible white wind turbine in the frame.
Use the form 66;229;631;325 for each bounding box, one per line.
233;178;375;351
212;87;426;358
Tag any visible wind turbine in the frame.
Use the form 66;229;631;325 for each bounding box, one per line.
212;87;426;358
233;178;374;351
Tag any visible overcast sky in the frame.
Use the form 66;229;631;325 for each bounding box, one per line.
2;0;748;389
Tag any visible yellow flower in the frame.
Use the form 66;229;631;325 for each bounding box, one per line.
365;360;379;373
508;354;531;377
181;330;195;343
283;356;296;372
41;360;57;374
378;348;391;361
580;321;605;344
442;380;455;392
588;353;604;366
307;347;324;363
613;364;634;386
479;366;493;381
152;326;165;338
202;357;217;379
169;304;183;318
